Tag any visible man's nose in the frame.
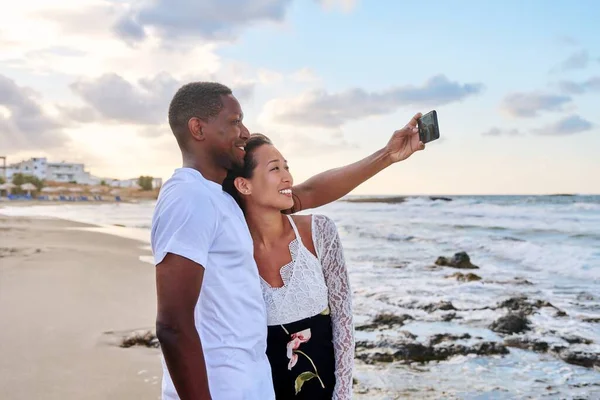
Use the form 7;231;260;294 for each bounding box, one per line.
240;123;250;139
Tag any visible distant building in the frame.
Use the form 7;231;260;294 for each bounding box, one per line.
108;177;163;189
5;157;162;188
6;157;47;180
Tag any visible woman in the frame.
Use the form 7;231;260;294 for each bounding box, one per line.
223;134;354;400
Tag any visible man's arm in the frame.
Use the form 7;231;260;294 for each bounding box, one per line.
156;253;211;400
288;112;424;213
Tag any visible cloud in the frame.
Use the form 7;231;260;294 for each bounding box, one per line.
554;50;590;72
318;0;358;12
69;72;255;126
113;0;293;44
262;74;483;128
532;115;593;136
0;74;68;152
556;36;579;47
481;127;523;137
558;76;600;95
501;92;571;118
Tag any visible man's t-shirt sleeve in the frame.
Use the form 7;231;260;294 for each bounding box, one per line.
151;188;218;268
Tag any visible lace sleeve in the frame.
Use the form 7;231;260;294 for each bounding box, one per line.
312;214;354;400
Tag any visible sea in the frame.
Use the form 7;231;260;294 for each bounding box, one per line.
2;194;599;399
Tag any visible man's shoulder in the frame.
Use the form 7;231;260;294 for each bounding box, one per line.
154;177;218;219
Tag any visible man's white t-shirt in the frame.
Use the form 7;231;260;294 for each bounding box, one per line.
151;168;274;400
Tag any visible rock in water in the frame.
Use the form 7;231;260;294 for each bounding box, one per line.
429;196;452;201
490;313;530;334
446;272;482;282
423;301;457;313
355;313;414;331
435;252;479;269
557;350;600;369
496;296;558;315
504;337;550;353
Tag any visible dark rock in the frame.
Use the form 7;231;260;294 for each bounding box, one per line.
555;310;568;317
504;337;549;353
582;317;600;323
435;252;479;269
430;196;452;202
120;330;159;348
576;292;598;302
561;335;593;345
557;350;600;369
440;312;460;322
423;301;456;313
496;296;558;315
355;340;376;350
487;277;533;285
446;272;482;282
344;196;406;204
429;333;472;345
356;339;508;365
490;313;530;334
355;313;413;331
400;330;418;340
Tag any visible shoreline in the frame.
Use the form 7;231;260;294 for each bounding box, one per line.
0;214;161;400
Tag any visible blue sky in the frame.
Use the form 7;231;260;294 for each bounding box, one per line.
1;0;598;194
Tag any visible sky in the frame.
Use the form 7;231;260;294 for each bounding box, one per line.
1;0;599;195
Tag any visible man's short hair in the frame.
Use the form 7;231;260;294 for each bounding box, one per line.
168;82;233;144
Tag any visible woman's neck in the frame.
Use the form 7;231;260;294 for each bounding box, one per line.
245;207;288;248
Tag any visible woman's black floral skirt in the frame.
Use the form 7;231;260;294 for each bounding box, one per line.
267;311;336;399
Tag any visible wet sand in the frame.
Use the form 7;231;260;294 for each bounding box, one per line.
0;215;161;400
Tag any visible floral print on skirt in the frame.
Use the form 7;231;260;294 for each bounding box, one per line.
267;311;336;399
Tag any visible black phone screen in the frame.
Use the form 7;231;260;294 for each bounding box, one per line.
418;111;440;144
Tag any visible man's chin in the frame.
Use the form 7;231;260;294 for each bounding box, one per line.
230;158;245;171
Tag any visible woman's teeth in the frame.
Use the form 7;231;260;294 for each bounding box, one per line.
279;189;292;195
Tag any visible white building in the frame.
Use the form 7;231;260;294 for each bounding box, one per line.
6;157;99;185
5;157;47;180
5;157;162;188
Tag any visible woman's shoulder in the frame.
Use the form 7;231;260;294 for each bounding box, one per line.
290;214;334;228
291;214;338;244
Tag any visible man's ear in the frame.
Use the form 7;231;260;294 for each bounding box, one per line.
234;177;251;196
188;117;207;142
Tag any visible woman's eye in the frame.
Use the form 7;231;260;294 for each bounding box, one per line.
270;167;279;171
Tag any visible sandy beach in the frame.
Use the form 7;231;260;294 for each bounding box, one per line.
0;215;161;400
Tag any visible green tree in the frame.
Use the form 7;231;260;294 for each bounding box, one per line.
0;176;5;185
137;176;154;191
11;173;45;194
100;180;107;186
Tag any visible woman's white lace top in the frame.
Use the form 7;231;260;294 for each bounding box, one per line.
260;214;354;400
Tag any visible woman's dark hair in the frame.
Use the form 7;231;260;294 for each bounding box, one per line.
222;133;273;208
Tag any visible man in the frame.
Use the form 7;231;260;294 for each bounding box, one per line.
151;82;425;400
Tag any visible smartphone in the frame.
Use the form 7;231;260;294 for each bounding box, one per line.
418;110;440;144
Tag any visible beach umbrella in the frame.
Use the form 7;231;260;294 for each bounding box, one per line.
69;187;83;193
0;182;16;194
20;182;37;196
41;187;58;193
